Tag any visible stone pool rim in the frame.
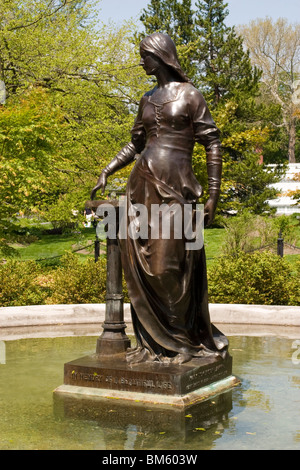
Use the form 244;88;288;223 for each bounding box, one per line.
0;303;299;329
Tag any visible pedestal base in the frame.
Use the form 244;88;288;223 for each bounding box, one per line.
54;375;238;407
54;353;239;408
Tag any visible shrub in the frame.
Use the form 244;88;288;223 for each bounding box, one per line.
0;260;48;307
45;252;107;305
0;252;130;307
208;251;300;305
220;212;300;258
46;252;130;305
220;211;278;257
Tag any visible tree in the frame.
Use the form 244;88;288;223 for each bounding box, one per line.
239;17;300;163
139;0;198;80
139;0;261;102
139;0;281;216
0;88;65;255
47;22;148;215
192;100;283;216
0;1;152;252
0;88;63;210
0;1;93;95
0;0;148;223
194;0;261;105
191;1;279;215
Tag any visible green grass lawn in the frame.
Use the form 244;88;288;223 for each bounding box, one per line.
204;228;226;265
10;226;227;261
7;220;300;270
10;226;97;263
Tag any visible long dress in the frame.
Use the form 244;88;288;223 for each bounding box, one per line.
117;81;228;363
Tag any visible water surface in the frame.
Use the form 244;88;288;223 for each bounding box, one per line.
0;335;299;450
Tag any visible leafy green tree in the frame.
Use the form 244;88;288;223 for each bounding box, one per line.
0;1;148;241
0;88;65;254
46;22;148;223
0;1;89;95
0;0;100;240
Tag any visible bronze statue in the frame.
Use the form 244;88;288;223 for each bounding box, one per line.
91;33;228;365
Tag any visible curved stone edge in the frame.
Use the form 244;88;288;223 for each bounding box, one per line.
0;303;299;328
210;303;300;326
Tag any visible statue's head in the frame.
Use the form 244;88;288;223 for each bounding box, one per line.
139;33;189;83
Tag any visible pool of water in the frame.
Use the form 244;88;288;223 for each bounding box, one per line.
0;334;299;450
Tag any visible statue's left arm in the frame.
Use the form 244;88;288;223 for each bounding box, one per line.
191;90;222;226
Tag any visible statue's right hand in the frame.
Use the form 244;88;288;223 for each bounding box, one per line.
90;172;107;200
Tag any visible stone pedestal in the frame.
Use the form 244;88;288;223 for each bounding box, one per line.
54;352;238;408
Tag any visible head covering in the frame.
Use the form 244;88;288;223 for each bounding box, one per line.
140;33;191;83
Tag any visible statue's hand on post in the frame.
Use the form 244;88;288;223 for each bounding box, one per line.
91;171;107;200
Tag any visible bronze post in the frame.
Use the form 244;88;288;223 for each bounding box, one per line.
87;200;131;357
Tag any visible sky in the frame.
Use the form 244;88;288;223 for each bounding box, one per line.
96;0;300;28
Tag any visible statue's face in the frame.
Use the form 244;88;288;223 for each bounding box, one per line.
139;48;162;76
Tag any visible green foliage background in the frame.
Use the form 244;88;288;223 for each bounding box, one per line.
0;0;299;308
0;0;291;246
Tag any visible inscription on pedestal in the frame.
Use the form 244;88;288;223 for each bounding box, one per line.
183;359;231;393
64;354;233;397
69;370;173;392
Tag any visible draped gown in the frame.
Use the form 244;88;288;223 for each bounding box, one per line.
114;81;228;363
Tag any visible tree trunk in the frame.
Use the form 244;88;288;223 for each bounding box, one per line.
288;116;296;163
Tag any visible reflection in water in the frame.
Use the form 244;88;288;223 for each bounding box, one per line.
53;388;235;450
0;335;299;450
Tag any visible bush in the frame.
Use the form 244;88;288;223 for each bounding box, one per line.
0;252;130;307
220;211;278;257
45;252;107;305
208;251;300;305
220;212;300;258
46;252;129;305
2;251;298;308
0;260;48;307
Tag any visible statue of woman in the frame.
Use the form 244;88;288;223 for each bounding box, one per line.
91;33;228;364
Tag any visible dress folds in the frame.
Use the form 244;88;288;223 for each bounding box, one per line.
117;82;228;363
